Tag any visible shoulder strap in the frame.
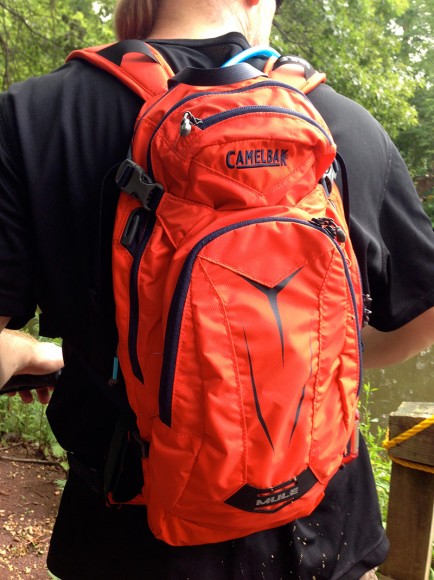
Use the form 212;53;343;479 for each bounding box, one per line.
219;47;326;95
168;62;265;88
67;40;174;100
68;41;325;99
267;55;326;94
264;55;350;242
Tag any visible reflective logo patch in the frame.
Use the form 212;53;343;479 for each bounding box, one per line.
224;467;318;513
255;486;299;507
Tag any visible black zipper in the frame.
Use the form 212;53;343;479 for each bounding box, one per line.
194;105;331;139
158;217;362;427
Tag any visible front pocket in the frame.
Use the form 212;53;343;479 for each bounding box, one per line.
155;217;361;503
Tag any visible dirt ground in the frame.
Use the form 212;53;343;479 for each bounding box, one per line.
0;442;64;579
0;444;397;580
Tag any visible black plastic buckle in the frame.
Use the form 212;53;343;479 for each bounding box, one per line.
322;161;338;195
116;159;163;211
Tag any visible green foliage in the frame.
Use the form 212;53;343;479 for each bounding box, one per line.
396;87;434;179
395;0;434;179
422;193;434;228
1;0;431;184
273;0;433;182
274;0;417;137
359;383;392;524
0;0;115;89
0;394;66;464
0;314;65;463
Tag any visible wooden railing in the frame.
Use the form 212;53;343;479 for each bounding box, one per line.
379;402;434;580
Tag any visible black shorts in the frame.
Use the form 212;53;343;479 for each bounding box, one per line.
47;437;388;580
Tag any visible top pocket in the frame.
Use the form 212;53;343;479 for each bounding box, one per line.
141;81;336;210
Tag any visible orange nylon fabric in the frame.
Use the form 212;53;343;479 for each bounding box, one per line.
67;43;173;100
69;43;364;546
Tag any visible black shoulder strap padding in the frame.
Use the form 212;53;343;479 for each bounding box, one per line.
97;40;158;66
169;62;265;88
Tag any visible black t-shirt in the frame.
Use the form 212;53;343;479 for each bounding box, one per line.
1;32;434;579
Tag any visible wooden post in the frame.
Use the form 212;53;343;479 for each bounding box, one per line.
380;402;434;580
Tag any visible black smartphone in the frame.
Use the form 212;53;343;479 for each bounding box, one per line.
0;370;62;395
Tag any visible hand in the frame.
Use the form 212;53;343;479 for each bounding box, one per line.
16;339;64;377
0;320;64;404
7;386;53;405
9;339;63;404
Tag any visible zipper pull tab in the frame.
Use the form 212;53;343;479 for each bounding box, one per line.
180;112;202;136
335;225;347;243
311;217;347;243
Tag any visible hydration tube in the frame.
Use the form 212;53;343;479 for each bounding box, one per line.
222;46;280;68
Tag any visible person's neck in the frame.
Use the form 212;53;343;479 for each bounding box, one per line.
148;26;244;40
147;26;242;40
147;6;246;41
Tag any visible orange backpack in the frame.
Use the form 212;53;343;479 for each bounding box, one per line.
68;41;364;546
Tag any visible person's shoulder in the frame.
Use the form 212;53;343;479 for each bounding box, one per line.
1;57;143;144
6;58;136;105
308;82;394;178
309;82;385;136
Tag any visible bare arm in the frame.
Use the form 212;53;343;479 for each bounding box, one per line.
0;316;64;403
362;306;434;368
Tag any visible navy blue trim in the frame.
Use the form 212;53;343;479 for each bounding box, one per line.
243;328;274;451
312;221;363;393
243;268;303;364
128;212;157;382
289;331;312;444
158;217;362;426
198;106;332;144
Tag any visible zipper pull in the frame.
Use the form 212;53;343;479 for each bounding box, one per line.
311;217;347;243
180;112;202;136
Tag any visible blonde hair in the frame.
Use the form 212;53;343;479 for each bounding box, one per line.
114;0;159;40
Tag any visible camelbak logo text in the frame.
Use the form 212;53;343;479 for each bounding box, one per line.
226;149;288;169
255;487;299;507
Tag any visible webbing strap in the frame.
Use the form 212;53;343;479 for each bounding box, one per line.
270;64;326;94
68;452;103;495
169;62;265;88
96;40;158;66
